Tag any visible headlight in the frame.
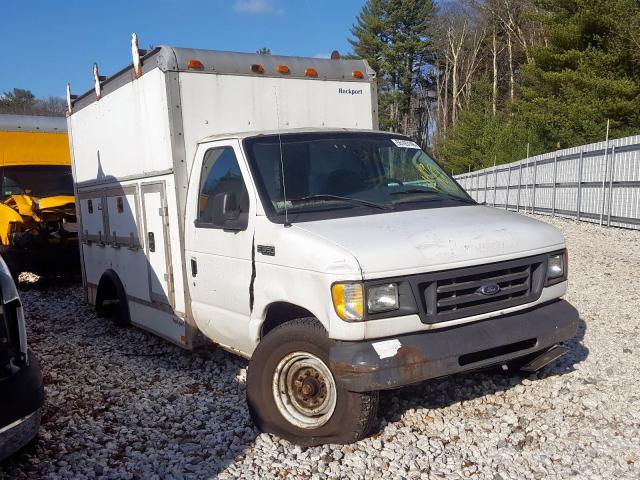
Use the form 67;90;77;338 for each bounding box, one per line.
546;251;567;285
331;283;364;321
367;284;399;313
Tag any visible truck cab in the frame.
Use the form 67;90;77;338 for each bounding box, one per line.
67;38;579;445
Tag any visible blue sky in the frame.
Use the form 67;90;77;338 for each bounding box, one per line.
0;0;366;98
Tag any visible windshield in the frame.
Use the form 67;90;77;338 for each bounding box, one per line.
0;165;74;199
244;132;473;222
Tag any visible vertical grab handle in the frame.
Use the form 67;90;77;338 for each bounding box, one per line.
148;232;155;252
191;258;198;277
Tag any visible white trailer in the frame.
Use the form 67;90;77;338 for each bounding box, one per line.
68;35;578;445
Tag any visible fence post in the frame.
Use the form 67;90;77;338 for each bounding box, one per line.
531;158;538;214
607;145;617;226
517;163;522;212
493;159;498;206
576;150;583;221
505;164;511;210
484;169;488;204
599;145;610;225
599;121;611;225
524;143;530;213
552;154;558;217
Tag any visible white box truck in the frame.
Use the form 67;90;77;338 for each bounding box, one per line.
67;35;579;445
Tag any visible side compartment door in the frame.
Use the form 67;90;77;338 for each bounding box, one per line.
184;141;255;353
141;182;174;307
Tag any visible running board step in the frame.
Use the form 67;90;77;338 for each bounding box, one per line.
520;345;569;372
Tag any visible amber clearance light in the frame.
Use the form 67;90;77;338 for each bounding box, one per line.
186;59;204;70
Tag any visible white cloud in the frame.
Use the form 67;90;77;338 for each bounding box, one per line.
234;0;278;14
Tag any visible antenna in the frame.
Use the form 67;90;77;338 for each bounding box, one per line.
274;87;291;227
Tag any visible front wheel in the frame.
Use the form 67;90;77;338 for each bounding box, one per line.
246;318;378;446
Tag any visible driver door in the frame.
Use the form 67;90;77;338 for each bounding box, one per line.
185;140;255;352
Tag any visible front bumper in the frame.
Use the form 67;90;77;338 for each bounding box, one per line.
330;299;579;392
0;351;44;460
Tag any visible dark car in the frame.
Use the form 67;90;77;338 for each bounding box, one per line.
0;257;44;461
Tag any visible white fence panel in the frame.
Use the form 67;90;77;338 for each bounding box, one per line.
455;135;640;230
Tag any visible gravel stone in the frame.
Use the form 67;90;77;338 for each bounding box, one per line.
1;215;639;478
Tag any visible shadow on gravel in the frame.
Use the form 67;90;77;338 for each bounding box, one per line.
379;317;589;423
0;287;259;479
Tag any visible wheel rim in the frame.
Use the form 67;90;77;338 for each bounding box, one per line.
272;351;337;429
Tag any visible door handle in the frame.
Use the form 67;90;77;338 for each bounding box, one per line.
191;258;198;277
148;231;155;252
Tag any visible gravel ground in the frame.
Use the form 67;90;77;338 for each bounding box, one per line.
1;215;639;479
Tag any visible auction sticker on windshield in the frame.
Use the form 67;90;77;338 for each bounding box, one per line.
391;139;421;149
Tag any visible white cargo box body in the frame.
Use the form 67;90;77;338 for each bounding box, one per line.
68;46;377;347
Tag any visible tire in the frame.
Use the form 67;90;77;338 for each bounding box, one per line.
246;317;379;446
98;298;130;327
95;272;131;327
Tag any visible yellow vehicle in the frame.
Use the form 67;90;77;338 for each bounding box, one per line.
0;114;78;278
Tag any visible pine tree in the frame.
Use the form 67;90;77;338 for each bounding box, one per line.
515;0;640;150
349;0;436;135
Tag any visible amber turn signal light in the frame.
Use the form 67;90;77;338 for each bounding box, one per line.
352;70;364;79
276;65;290;74
251;64;265;73
305;68;318;77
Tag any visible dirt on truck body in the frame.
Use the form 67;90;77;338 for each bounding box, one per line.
0;114;79;278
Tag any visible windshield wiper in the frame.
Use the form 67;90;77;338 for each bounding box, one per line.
390;188;438;196
391;189;476;204
289;194;390;210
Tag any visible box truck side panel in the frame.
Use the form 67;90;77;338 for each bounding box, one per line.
69;68;173;184
178;73;375;176
77;177;187;346
140;182;174;307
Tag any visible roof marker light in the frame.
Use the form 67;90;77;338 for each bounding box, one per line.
251;64;265;73
352;70;364;79
187;59;204;70
276;64;290;74
305;68;318;77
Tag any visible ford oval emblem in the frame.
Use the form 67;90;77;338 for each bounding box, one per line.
478;283;501;296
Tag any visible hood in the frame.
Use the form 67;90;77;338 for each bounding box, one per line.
34;195;75;212
293;206;565;278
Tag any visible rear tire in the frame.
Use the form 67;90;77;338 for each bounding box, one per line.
95;272;131;327
246;317;378;446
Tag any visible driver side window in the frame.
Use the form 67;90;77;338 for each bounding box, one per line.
197;147;249;228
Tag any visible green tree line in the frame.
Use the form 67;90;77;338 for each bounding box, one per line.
349;0;640;173
0;88;66;116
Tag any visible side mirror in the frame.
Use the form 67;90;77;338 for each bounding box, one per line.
213;192;240;226
212;191;249;231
